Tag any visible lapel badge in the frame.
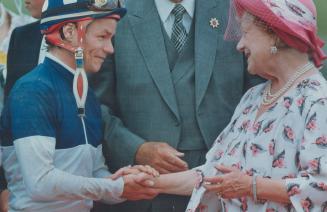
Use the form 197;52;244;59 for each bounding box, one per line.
209;18;220;29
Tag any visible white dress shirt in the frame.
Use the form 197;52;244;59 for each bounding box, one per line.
154;0;195;38
38;36;47;64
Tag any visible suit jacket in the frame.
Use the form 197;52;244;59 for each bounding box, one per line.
100;0;262;211
4;21;42;97
102;0;261;169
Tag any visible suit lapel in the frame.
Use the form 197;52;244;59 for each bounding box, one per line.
128;0;180;121
194;0;220;108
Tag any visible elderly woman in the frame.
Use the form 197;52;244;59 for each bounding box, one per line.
153;0;327;211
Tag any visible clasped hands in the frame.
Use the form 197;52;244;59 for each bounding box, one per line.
133;141;253;200
109;141;189;201
106;140;253;202
110;165;160;200
203;165;252;199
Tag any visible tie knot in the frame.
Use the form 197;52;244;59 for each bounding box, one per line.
171;4;186;20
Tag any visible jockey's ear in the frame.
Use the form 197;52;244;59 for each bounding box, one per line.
61;22;79;47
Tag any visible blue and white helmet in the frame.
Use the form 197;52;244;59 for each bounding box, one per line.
40;0;126;33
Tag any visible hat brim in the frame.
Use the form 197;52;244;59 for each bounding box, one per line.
89;8;126;20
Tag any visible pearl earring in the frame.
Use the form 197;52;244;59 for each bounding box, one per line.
270;46;278;55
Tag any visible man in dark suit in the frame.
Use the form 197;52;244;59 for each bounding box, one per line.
99;0;262;211
4;21;42;96
4;0;44;97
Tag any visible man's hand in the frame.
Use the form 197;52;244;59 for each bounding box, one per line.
0;189;9;212
110;165;159;180
135;142;188;174
121;173;159;200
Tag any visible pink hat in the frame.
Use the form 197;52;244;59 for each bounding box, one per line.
229;0;326;67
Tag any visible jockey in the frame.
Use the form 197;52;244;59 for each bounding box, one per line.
1;1;159;211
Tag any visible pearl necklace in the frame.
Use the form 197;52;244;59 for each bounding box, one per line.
262;62;315;106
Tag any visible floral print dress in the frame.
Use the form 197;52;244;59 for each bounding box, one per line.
186;73;327;212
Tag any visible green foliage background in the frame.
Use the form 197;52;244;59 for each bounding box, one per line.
0;0;29;15
315;0;327;75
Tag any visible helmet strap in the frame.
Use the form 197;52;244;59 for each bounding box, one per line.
73;19;91;117
46;19;92;117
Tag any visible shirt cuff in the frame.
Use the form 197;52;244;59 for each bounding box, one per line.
101;176;126;204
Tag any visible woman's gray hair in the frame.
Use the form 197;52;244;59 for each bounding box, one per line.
246;12;288;49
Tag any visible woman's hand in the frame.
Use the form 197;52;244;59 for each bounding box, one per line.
203;165;252;199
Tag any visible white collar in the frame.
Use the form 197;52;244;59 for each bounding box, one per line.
46;53;76;75
155;0;195;23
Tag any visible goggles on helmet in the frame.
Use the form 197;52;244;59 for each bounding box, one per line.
88;0;125;11
42;0;125;19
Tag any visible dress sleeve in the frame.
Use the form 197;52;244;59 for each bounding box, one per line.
285;97;327;211
205;84;263;158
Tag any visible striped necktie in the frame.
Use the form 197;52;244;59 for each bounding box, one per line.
171;4;187;54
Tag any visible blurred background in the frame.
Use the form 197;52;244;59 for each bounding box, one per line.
316;0;327;75
0;0;35;111
0;0;30;15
